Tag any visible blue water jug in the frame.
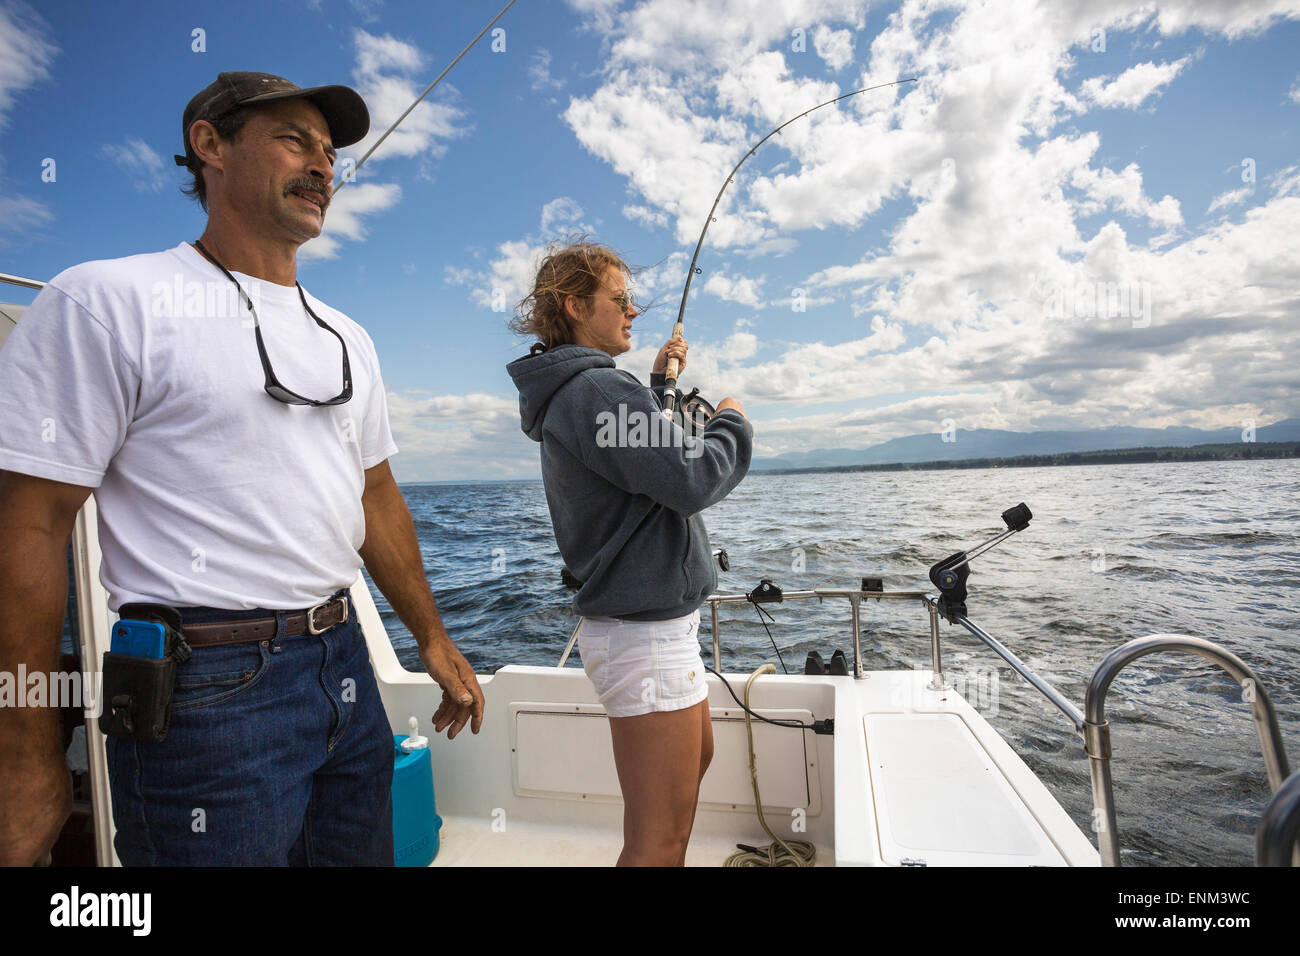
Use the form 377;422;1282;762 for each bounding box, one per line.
392;716;441;867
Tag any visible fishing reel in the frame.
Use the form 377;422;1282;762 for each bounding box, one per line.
672;386;716;438
929;503;1032;624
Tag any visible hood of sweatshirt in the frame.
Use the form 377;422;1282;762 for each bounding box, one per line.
506;344;613;441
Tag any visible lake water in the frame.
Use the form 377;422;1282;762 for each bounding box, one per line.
373;458;1300;867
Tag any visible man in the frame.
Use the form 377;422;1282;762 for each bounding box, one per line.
0;72;483;866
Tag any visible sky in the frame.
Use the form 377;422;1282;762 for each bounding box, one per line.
1;0;1298;482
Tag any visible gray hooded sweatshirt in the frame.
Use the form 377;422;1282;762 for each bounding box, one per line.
507;344;752;621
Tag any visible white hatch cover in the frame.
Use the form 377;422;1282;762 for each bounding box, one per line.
865;713;1067;866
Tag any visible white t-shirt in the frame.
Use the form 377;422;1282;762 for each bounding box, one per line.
0;242;398;610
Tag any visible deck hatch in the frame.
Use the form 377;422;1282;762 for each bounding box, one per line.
864;713;1066;866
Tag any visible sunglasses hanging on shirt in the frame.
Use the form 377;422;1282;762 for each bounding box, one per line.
192;239;353;407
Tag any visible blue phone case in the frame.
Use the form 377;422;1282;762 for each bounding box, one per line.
111;620;167;659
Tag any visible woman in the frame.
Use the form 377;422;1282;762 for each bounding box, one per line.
506;241;752;866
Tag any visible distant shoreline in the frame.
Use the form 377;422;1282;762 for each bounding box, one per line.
752;441;1300;477
397;441;1299;487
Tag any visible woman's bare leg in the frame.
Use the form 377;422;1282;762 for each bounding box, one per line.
675;698;714;865
609;698;712;866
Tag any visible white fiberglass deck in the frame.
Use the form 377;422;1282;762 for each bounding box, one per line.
362;586;1099;868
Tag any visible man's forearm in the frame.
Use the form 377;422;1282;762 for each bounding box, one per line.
358;484;451;651
0;526;75;864
0;529;72;760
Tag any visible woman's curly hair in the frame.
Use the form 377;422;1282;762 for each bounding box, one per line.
511;238;633;348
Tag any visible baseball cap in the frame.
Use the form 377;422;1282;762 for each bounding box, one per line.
173;71;370;167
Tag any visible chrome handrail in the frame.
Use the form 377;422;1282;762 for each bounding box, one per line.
1256;770;1300;867
1;271;45;290
700;587;932;677
1083;635;1292;867
950;610;1085;734
695;587;1088;725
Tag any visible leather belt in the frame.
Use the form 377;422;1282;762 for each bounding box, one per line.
180;596;350;648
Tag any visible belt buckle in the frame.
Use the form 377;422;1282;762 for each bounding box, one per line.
307;596;348;635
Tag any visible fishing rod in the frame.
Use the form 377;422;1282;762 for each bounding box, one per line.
334;0;518;191
661;76;920;422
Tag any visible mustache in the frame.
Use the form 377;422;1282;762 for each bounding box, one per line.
284;177;331;210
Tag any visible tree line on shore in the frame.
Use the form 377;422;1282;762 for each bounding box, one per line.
764;441;1300;476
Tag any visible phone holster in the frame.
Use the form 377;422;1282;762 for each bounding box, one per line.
99;604;192;742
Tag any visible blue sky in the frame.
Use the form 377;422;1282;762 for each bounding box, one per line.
2;0;1298;481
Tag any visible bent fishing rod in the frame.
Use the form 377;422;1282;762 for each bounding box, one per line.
334;0;518;191
661;76;919;421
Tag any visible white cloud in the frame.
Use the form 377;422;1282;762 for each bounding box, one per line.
446;237;544;312
306;29;473;258
0;2;55;129
1077;56;1194;109
101;138;168;193
539;196;590;236
443;198;602;313
1142;0;1300;39
0;3;55;244
1070;159;1184;230
1206;186;1252;214
702;270;765;307
301;181;402;260
623;203;669;229
564;0;625;36
349;29;469;165
347;0;385;23
563;0;871;248
813;25;855;72
1289;75;1300;104
720;330;758;360
631;250;689;301
384;389;537;482
1271;163;1300;197
0;190;51;249
529;48;564;91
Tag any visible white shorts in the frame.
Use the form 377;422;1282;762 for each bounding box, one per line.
576;610;709;718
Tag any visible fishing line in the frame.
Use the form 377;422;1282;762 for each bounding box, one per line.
334;0;519;191
751;599;788;674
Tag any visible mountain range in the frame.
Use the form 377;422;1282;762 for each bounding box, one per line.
751;419;1300;471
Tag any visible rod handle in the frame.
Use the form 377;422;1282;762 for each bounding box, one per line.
664;320;684;384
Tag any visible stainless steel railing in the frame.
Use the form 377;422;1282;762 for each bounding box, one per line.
559;587;1083;728
1256;770;1300;866
698;587;932;679
560;587;1294;867
1083;635;1292;866
1;271;45;290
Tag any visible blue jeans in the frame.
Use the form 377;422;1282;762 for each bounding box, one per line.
106;593;394;866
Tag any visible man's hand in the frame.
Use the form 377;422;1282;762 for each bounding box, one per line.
360;460;486;739
652;337;688;376
0;753;71;867
419;638;484;740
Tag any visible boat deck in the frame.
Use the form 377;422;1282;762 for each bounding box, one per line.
69;570;1099;866
375;658;1099;867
